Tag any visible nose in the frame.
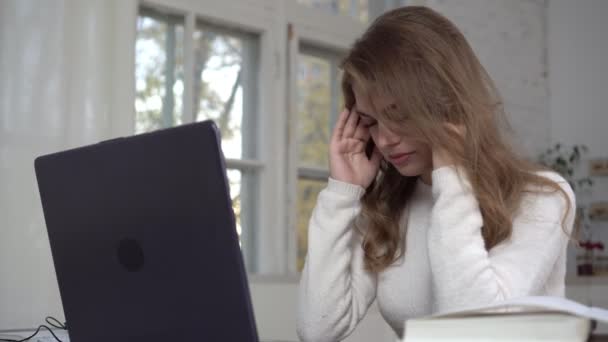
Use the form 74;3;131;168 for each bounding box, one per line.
373;122;401;149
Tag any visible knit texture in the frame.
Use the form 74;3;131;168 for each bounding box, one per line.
297;166;575;341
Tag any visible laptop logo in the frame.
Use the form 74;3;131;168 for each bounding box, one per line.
117;238;145;272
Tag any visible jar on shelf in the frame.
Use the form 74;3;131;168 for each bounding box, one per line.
592;242;607;276
577;240;605;276
577;240;594;276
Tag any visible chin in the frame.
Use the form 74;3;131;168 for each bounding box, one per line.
394;163;425;177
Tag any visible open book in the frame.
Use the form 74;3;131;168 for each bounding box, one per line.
402;296;608;342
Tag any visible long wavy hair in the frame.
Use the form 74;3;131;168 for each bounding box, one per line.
341;6;572;272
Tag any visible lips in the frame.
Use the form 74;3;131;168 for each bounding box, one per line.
388;151;415;165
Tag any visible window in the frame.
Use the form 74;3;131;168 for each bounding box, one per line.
135;9;185;133
133;0;407;276
295;0;410;24
135;5;262;272
193;22;259;160
297;0;369;23
288;0;407;273
295;47;344;271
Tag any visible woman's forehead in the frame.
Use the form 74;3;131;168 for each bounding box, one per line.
352;83;395;116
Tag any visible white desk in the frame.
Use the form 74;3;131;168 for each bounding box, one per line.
0;329;293;342
0;328;69;342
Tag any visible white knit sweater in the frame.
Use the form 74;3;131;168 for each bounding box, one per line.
297;166;575;342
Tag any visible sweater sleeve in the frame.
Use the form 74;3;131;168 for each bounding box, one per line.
428;166;576;314
297;178;378;342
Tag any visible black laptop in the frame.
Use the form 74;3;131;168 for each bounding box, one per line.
34;121;259;342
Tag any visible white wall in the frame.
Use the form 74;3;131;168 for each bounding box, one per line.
426;0;550;157
548;0;608;320
548;0;608;156
548;0;608;211
0;0;136;330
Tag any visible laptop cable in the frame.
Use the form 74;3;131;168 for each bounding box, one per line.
0;316;67;342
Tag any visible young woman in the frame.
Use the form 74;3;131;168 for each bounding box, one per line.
297;6;575;342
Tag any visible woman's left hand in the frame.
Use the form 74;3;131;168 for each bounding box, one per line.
432;124;465;170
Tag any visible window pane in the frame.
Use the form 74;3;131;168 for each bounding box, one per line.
135;11;184;134
298;54;332;169
297;178;328;271
227;168;258;272
297;0;369;22
194;24;259;160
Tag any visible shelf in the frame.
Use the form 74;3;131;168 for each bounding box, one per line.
566;275;608;286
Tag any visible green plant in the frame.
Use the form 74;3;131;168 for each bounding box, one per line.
538;143;594;191
538;143;595;240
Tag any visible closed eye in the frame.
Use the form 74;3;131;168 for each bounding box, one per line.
358;113;377;128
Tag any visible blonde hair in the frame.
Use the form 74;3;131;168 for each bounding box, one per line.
341;6;572;272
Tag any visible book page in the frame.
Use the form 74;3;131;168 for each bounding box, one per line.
431;296;608;323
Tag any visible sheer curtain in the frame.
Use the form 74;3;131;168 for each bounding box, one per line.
0;0;136;329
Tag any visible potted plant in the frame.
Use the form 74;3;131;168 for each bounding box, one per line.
538;143;594;230
538;143;597;276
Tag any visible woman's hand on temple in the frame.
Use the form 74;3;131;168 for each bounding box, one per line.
329;108;382;189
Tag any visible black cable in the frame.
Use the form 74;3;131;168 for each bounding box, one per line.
44;317;66;330
0;324;63;342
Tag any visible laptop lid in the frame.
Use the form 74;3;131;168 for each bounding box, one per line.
34;121;259;342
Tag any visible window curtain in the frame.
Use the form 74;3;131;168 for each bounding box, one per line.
0;0;136;329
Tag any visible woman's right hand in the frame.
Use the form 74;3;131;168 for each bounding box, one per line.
329;108;382;189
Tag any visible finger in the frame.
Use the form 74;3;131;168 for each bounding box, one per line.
331;109;350;141
353;121;370;142
342;109;359;138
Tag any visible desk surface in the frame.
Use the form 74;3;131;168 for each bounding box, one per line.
0;330;294;342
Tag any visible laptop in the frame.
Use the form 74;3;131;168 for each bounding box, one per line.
34;121;259;342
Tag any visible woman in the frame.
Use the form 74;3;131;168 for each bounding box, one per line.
297;6;575;342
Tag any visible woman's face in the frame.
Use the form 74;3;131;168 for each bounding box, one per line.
352;83;433;178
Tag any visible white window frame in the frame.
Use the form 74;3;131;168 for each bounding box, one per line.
284;0;426;274
122;0;425;279
137;0;288;275
290;44;349;271
285;1;366;274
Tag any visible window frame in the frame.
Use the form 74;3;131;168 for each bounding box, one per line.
286;0;419;274
138;0;287;275
128;0;416;278
135;7;185;132
285;2;366;273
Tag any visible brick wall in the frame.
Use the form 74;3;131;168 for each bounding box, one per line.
426;0;549;157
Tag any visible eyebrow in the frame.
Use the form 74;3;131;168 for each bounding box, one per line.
356;110;375;118
355;104;396;119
